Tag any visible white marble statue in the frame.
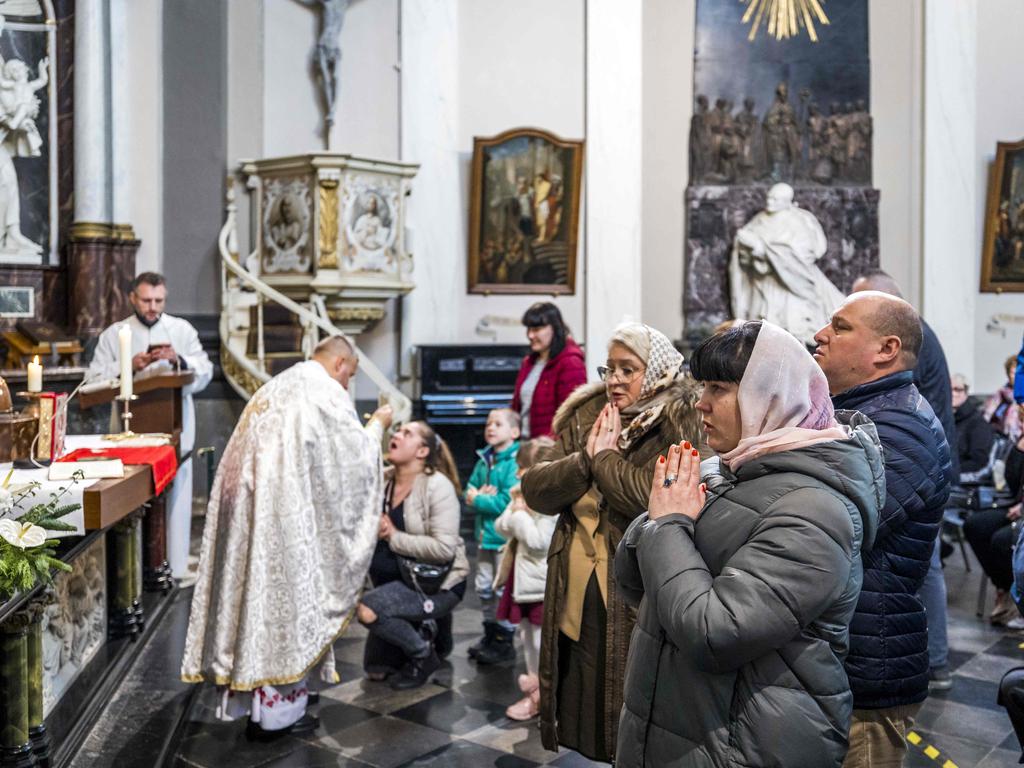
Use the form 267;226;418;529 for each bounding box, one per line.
0;39;47;257
729;182;844;346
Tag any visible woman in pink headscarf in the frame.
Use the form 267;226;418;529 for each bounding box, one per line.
614;321;885;768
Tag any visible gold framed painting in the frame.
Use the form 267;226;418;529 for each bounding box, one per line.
981;138;1024;292
468;128;584;295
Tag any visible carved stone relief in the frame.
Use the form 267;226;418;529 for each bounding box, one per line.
262;178;313;274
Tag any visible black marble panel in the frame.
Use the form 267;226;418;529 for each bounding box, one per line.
682;184;879;349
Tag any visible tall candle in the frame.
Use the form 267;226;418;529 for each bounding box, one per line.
118;324;133;399
26;355;41;392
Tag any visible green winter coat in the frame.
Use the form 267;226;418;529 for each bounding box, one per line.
468;441;520;550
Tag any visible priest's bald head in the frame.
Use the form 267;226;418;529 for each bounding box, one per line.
812;291;923;396
313;335;359;388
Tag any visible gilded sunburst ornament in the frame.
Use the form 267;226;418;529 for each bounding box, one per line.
741;0;830;43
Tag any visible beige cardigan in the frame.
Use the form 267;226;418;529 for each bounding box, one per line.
385;470;470;591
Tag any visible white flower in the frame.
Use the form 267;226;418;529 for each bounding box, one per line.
0;519;46;549
0;487;11;515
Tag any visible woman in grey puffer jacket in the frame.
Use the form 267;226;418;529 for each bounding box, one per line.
614;322;883;768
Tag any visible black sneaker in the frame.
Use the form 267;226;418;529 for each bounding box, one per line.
391;649;441;690
468;620;498;659
476;625;515;665
928;667;953;692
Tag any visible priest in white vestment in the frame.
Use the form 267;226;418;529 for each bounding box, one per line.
87;272;213;578
181;335;392;735
729;182;845;346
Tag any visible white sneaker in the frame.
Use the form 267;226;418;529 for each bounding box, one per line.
1007;616;1024;630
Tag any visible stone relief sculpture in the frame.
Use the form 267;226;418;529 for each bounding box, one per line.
688;81;873;187
729;183;844;346
262;178;313;274
0;16;46;257
42;538;106;716
343;177;398;272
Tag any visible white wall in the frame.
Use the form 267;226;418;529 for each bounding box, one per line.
973;0;1024;393
641;0;694;343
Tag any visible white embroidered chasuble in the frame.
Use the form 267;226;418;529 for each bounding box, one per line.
181;360;383;690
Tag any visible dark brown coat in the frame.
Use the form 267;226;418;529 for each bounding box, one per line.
521;379;703;754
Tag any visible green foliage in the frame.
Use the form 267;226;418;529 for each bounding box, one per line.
0;470;84;599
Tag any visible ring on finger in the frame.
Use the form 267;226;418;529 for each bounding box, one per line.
663;473;678;487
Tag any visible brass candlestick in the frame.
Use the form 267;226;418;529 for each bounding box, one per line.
104;394;139;441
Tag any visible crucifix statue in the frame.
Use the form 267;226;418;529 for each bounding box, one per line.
296;0;350;149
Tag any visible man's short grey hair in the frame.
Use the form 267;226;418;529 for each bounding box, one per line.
856;292;923;366
313;334;356;360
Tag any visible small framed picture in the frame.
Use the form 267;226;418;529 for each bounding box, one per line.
981;138;1024;292
0;286;34;317
468;128;584;295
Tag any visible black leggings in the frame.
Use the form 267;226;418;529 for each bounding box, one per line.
963;509;1016;591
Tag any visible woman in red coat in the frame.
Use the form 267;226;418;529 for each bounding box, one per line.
511;303;587;439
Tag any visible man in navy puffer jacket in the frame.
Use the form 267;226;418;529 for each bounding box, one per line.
813;292;952;768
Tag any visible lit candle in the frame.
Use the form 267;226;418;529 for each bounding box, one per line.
26;355;41;392
118;324;133;399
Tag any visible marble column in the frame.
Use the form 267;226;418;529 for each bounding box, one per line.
921;0;977;377
69;0;138;337
26;601;49;767
584;0;643;372
0;614;32;768
108;514;143;640
73;0;111;225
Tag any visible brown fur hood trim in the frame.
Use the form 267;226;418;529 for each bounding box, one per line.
551;377;703;438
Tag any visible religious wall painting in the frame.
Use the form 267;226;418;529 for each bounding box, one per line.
0;2;58;265
690;0;870;187
981;139;1024;292
261;177;313;274
468;128;583;295
341;174;401;274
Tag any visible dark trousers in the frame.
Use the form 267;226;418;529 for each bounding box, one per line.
999;667;1024;764
964;509;1015;591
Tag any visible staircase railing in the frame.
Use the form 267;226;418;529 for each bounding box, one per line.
217;178;412;423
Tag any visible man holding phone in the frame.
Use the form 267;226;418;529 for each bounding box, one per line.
87;272;213;580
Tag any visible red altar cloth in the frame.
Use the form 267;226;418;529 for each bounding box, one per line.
59;446;179;494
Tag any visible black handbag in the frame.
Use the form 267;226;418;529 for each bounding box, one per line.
397;557;451;596
384;479;452;596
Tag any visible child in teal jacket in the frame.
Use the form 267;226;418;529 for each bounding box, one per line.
465;408;520;662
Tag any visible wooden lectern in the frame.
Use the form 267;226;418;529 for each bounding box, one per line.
78;371;194;599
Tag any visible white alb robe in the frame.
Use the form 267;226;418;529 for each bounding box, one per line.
87;313;213;577
180;360;383;693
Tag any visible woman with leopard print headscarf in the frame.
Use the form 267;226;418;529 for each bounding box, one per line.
521;322;703;762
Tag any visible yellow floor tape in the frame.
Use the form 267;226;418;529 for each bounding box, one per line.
907;731;959;768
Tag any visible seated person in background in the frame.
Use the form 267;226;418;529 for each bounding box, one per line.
465;408;521;664
492;438;558;721
358;422;469;690
998;459;1024;758
953;373;995;483
965;428;1024;628
984;355;1022;445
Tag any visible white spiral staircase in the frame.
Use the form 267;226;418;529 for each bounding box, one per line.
216;178;412;422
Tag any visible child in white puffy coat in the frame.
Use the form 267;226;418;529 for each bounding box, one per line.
493;438;557;721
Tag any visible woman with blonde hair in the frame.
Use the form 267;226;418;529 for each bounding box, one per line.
358;421;469;690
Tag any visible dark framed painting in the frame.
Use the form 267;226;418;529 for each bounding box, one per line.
981;139;1024;292
468;128;584;295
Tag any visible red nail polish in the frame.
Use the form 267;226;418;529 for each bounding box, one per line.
691;449;699;457
659;456;666;464
683;441;691;450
